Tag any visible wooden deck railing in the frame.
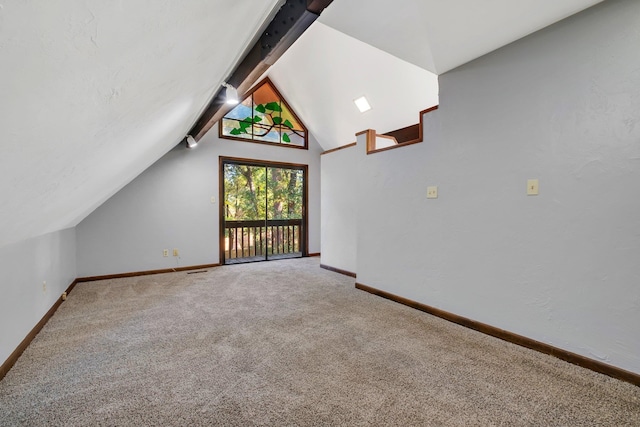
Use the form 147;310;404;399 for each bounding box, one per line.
224;219;302;260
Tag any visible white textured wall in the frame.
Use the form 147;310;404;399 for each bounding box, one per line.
0;229;77;366
350;0;640;374
0;0;280;249
320;145;358;274
76;125;322;277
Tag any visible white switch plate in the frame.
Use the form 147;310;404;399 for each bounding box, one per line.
173;248;179;257
527;179;539;196
427;186;438;199
210;196;215;204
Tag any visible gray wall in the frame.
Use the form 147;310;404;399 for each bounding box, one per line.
0;228;77;366
76;124;322;277
320;145;357;274
324;0;640;374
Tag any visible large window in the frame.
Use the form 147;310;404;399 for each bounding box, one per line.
219;157;308;265
220;78;308;149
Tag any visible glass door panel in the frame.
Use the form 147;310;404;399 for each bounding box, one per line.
266;167;304;260
223;163;267;264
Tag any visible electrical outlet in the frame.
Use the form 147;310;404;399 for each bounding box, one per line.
163;249;169;257
427;186;438;199
527;179;539;196
173;248;179;257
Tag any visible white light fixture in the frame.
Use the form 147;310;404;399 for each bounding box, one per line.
185;135;198;149
354;96;371;113
222;82;239;105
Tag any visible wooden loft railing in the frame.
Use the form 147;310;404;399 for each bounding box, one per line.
320;142;356;156
383;123;421;144
320;105;439;156
365;105;439;154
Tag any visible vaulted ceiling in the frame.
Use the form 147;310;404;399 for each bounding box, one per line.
266;0;604;150
0;0;603;248
318;0;604;75
0;0;281;248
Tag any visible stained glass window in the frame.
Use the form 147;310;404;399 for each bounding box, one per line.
220;78;307;149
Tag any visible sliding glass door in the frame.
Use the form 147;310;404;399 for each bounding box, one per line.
221;158;307;264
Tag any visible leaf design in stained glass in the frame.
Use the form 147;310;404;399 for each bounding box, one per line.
265;101;282;112
221;78;306;147
280;105;302;131
253;126;280;142
238;119;251;132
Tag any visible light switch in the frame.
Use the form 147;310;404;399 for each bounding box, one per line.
527;179;539;196
210;196;215;204
427;186;438;199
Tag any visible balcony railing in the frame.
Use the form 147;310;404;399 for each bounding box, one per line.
224;219;302;262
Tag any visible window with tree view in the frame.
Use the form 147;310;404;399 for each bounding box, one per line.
220;78;307;149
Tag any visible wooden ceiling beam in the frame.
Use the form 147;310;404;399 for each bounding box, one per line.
189;0;334;142
306;0;334;14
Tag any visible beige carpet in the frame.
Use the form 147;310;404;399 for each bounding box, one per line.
1;258;638;426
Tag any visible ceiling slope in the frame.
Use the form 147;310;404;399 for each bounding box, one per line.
0;0;280;248
266;22;439;151
265;0;604;151
189;0;335;142
319;0;604;74
0;0;608;248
